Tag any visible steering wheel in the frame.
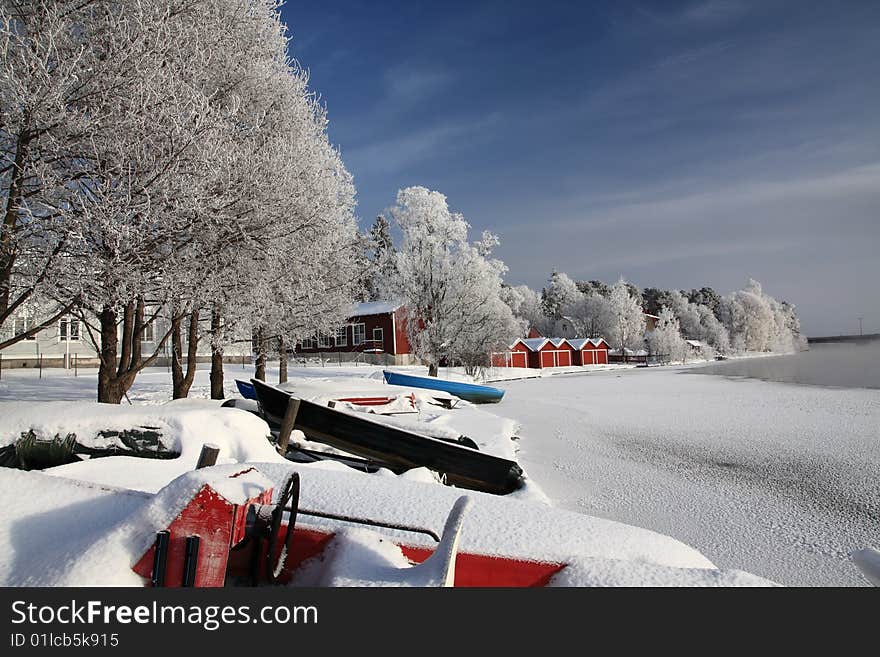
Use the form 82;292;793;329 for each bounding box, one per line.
265;471;300;583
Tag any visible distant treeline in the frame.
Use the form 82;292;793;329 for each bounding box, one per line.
501;272;806;360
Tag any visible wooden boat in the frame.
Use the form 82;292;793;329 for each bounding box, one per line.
250;378;522;495
235;379;257;400
383;370;505;403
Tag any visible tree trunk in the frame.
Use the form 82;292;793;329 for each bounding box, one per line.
172;309;199;399
95;297;169;403
171;312;184;398
428;362;438;377
97;305;125;403
278;338;287;384
209;306;224;399
0;129;30;319
254;327;266;381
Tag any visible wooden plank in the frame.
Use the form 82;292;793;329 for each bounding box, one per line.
276;397;301;455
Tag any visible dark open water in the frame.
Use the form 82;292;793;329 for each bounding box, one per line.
694;341;880;390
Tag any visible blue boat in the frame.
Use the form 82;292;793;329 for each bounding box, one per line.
382;370;504;404
235;379;257;400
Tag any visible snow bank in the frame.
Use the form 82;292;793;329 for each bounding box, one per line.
0;400;286;492
0;466;273;586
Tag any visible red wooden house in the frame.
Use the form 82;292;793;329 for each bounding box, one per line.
568;338;610;365
295;301;415;365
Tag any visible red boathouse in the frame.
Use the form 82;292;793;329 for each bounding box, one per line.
568;338;610;365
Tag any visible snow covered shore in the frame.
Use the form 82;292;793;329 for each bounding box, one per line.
0;362;874;586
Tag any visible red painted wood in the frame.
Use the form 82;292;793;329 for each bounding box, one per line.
400;545;566;587
230;526;567;587
133;486;237;587
134;482;566;588
337;397;396;406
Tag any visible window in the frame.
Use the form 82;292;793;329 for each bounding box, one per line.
301;336;316;350
372;327;384;347
352;323;365;346
13;315;35;340
318;333;331;349
335;326;347;347
142;320;155;343
59;317;80;342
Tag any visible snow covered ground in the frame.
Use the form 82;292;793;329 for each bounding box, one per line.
498;366;879;586
0;360;875;586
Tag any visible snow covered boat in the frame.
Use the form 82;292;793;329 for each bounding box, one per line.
239;378;408;410
250;378;523;495
382;370;505;403
0;465;777;587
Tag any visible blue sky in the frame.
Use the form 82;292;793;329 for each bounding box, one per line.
282;0;880;336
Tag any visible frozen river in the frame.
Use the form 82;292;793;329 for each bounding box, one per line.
498;364;880;586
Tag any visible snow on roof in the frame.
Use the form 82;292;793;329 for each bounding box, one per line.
685;340;704;348
567;338;609;350
351;300;404;317
549;338;568;348
520;338;549;351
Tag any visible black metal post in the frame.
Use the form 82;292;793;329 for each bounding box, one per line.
182;536;200;587
151;531;170;587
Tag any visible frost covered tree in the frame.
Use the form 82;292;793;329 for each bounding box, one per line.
647;307;688;363
541;271;580;319
719;279;804;353
576;279;611;298
564;291;614;339
389;186;519;377
607;278;646;355
0;0;138;350
1;1;362;401
364;215;398;302
500;284;549;336
687;287;722;317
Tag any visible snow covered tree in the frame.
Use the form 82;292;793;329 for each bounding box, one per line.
500;284;550;336
2;1;362;401
647;307;688;363
364;215;398;301
0;0;138;350
687;287;722;317
541;270;580;319
576;279;611;298
389;186;519;377
564;291;614;338
607;278;646;355
718;279;804;353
